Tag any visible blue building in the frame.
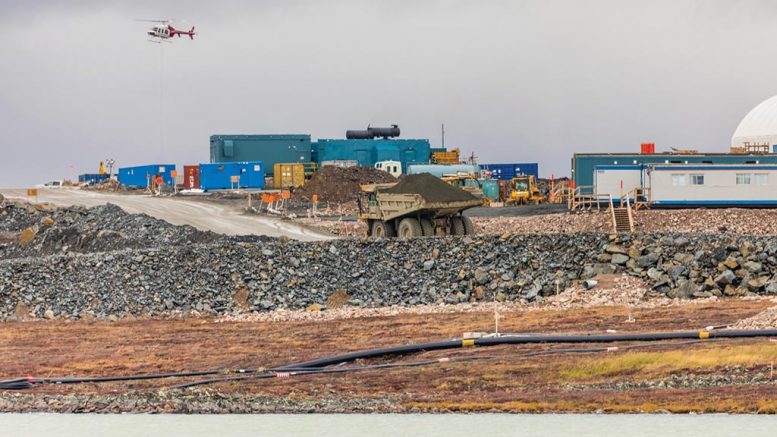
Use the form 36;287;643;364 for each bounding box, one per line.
118;164;176;188
78;174;110;186
312;138;430;172
199;161;265;191
573;153;777;193
210;135;311;176
480;163;539;180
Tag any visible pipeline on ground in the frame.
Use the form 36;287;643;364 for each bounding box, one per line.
2;329;776;391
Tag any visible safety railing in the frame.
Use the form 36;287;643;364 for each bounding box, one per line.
569;186;613;211
619;187;650;211
548;182;569;204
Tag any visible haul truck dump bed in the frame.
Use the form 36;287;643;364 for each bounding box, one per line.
358;173;481;239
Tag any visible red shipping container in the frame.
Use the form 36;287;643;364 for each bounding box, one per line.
641;143;655;154
183;165;200;189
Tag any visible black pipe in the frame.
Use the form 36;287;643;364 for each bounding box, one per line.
3;329;775;391
278;330;777;370
174;339;716;389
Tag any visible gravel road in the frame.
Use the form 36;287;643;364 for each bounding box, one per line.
0;188;332;241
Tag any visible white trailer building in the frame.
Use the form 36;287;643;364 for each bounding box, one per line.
647;164;777;207
593;165;644;203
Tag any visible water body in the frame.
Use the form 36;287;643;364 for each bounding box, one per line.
2;413;776;437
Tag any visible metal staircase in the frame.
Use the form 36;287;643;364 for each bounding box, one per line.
568;186;636;233
612;206;633;232
611;197;634;233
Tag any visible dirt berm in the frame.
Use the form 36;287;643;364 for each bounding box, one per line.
293;166;396;204
383;173;477;202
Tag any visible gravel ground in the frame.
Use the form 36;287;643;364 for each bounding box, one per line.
465;203;568;217
0;392;401;414
475;208;777;236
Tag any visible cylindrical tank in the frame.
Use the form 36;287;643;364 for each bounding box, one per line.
346;130;372;139
345;125;400;139
367;125;400;138
406;164;480;178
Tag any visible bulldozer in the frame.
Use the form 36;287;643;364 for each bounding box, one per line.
506;175;544;205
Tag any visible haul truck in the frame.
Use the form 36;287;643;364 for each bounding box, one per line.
357;174;481;239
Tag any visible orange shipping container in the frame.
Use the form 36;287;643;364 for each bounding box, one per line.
431;148;460;164
183;165;200;189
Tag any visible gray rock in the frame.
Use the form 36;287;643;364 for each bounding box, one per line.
611;254;629;265
673;237;690;247
474;268;490;285
714;270;736;286
647;268;662;280
671;280;697;299
604;244;627;255
637;253;658;268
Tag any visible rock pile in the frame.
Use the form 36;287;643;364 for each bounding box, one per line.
0;202;222;259
81;179;125;192
732;303;777;329
292;166;396;204
6;202;777;320
384;173;476;202
543;274;665;309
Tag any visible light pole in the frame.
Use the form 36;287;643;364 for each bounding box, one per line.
105;159;116;179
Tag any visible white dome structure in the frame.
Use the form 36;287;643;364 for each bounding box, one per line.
732;95;777;149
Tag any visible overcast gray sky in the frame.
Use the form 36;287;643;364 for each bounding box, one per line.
2;0;777;186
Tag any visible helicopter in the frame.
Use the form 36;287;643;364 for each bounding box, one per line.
138;19;195;42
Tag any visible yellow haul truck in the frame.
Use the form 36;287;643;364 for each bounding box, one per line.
358;174;481;239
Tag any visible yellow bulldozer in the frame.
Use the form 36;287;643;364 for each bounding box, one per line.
506;175;544;205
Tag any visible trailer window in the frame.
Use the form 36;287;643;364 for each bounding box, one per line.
755;173;769;185
671;174;686;186
736;173;751;185
690;174;704;185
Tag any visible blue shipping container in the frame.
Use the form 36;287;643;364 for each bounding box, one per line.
480;163;539;180
78;174;109;185
118;164;176;188
199;161;265;191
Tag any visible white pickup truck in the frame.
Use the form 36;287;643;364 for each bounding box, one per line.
36;180;63;189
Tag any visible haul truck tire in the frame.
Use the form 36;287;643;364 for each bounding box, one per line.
450;217;466;235
420;218;435;237
462;216;475;235
371;220;395;238
398;218;423;240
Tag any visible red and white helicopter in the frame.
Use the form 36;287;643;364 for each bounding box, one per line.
139;19;196;42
